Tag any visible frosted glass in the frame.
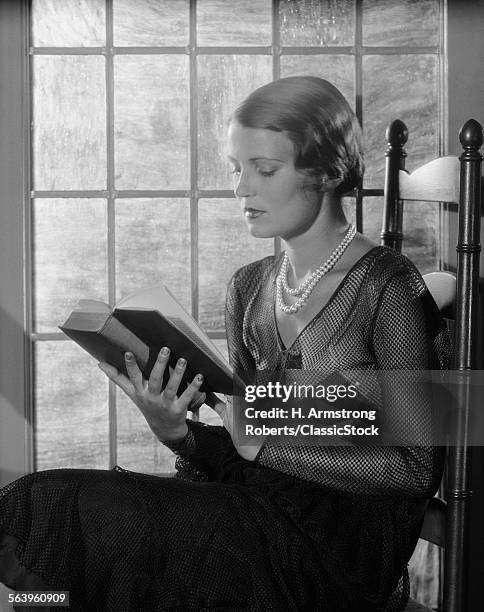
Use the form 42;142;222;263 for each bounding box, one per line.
362;197;439;274
280;55;355;108
198;198;274;330
363;0;439;47
362;55;438;189
31;0;105;47
280;0;355;47
114;0;189;46
198;55;272;189
342;197;356;227
198;402;224;427
115;199;191;311
35;341;109;470
32;56;106;190
361;196;383;245
116;390;176;474
33;199;108;333
197;0;271;46
114;56;189;189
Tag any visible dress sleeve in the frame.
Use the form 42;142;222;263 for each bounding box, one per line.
256;269;447;497
166;419;235;481
225;270;257;374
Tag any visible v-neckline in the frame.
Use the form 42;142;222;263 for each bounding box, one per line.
272;245;382;353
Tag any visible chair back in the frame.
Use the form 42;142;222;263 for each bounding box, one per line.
382;118;483;612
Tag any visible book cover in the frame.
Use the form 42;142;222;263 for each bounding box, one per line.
60;286;234;396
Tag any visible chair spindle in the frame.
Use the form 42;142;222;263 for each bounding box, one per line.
444;118;483;612
382;119;408;252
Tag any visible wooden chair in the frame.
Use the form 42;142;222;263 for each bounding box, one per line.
381;118;483;612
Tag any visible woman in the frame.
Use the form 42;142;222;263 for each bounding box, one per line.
0;77;449;611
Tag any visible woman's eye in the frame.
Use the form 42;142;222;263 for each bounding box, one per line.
230;168;241;175
257;168;276;177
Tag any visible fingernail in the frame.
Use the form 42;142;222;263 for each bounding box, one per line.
196;374;204;382
178;358;186;367
125;352;133;361
161;347;169;355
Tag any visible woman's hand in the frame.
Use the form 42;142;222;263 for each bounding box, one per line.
209;395;265;462
98;347;204;443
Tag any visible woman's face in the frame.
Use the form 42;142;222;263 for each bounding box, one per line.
226;121;321;240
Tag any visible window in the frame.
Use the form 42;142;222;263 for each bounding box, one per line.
29;0;445;473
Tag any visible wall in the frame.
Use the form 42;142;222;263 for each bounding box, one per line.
0;1;31;487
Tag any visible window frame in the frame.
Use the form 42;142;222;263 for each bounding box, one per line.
0;0;33;485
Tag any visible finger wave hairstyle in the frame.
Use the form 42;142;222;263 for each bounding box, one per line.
232;76;364;196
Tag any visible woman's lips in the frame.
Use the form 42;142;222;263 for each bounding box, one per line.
244;208;265;219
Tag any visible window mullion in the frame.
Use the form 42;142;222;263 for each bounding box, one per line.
106;0;117;469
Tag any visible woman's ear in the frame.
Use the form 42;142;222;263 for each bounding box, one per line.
320;175;343;192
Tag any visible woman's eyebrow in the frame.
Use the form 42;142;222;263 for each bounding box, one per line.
226;155;284;162
249;157;285;163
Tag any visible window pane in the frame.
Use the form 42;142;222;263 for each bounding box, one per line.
280;55;355;108
280;0;355;47
113;0;189;46
361;196;383;245
114;56;189;190
198;198;273;330
198;55;272;189
31;0;105;47
116;390;176;473
362;197;440;274
362;55;439;189
198;402;224;426
32;56;106;190
197;0;271;46
115;199;191;310
342;196;356;227
363;0;439;47
34;341;109;470
33;199;108;333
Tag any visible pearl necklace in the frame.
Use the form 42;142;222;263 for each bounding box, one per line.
276;224;356;314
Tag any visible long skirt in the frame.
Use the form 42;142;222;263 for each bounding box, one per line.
0;428;420;611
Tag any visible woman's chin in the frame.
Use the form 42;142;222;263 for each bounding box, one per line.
246;225;277;239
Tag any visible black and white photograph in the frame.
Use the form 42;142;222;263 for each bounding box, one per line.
1;1;484;610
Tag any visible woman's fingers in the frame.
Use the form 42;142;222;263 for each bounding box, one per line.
124;352;143;393
98;362;135;399
179;374;205;408
163;358;187;401
147;347;170;394
211;397;232;432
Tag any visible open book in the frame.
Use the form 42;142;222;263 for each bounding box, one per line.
59;286;234;395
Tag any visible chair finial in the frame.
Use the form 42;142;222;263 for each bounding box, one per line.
385;119;408;148
459;119;483;149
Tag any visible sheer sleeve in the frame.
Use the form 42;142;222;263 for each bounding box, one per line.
225;270;257;375
165;419;235;481
256;267;447;497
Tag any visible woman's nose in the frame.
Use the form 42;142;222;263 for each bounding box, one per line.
233;170;254;198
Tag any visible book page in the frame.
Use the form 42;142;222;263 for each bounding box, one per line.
169;316;231;376
74;299;111;314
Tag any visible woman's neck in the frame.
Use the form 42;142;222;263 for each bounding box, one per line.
282;194;350;280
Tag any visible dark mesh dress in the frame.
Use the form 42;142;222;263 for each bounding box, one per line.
0;246;450;611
